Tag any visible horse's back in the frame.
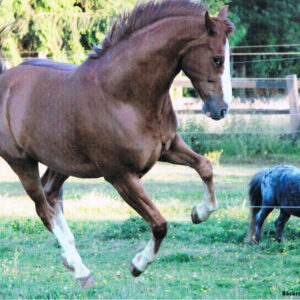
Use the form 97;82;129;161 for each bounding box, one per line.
262;165;300;216
20;58;78;71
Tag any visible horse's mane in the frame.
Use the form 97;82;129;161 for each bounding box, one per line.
90;0;207;59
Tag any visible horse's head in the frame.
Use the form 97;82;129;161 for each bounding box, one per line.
181;6;234;120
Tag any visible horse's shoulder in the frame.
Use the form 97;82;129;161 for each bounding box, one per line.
20;58;78;71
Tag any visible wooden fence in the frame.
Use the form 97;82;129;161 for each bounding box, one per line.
172;74;300;137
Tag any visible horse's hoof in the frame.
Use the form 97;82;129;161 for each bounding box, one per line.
249;238;260;245
61;254;75;272
248;240;256;246
130;263;142;277
76;273;95;289
191;207;202;224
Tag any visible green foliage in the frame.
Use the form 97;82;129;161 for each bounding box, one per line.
227;11;246;47
205;0;229;15
0;0;136;65
229;0;300;77
10;218;44;234
178;116;300;161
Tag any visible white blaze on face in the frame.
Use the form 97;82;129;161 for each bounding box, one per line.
221;39;232;107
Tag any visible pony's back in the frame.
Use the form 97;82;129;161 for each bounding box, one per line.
247;169;266;241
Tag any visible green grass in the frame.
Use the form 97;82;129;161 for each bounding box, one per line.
0;160;299;299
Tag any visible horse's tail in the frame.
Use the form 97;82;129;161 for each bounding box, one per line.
247;169;266;241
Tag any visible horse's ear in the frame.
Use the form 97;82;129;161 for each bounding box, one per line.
217;5;229;19
205;11;217;35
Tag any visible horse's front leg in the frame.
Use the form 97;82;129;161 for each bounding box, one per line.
160;133;217;223
108;175;167;276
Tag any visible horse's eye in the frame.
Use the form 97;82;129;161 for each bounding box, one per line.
212;57;224;67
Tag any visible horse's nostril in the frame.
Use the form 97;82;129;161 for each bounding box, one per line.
220;109;227;118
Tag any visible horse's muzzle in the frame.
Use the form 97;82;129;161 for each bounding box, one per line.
203;100;229;120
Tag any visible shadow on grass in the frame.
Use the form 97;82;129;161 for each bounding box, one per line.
1;216;299;263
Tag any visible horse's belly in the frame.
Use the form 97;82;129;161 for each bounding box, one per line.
282;208;300;217
38;157;104;178
291;209;300;217
59;165;103;179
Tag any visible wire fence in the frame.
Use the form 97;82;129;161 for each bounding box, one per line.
178;130;300;135
232;56;300;64
232;43;300;49
232;52;300;56
246;206;300;209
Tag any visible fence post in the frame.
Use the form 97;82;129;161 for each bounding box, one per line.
286;74;300;138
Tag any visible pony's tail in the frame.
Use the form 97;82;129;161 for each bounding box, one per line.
247;169;266;241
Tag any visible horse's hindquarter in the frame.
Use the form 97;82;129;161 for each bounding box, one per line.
0;64;95;175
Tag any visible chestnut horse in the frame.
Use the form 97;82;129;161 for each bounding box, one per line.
0;0;234;288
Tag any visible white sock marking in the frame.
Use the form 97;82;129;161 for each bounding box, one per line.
132;238;156;272
194;182;218;221
52;219;90;279
221;39;232;107
56;210;75;246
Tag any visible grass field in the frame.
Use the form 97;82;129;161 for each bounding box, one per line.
0;158;299;299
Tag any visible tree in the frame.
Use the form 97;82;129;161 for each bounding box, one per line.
0;0;136;65
229;0;300;77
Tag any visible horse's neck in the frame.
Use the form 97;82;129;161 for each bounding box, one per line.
91;17;204;111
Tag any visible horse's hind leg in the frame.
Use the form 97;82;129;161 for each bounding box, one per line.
254;208;273;243
9;159;56;230
41;168;75;248
40;168;95;287
9;161;94;288
275;210;290;242
41;168;64;211
108;175;167;277
160;133;217;223
247;207;261;244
